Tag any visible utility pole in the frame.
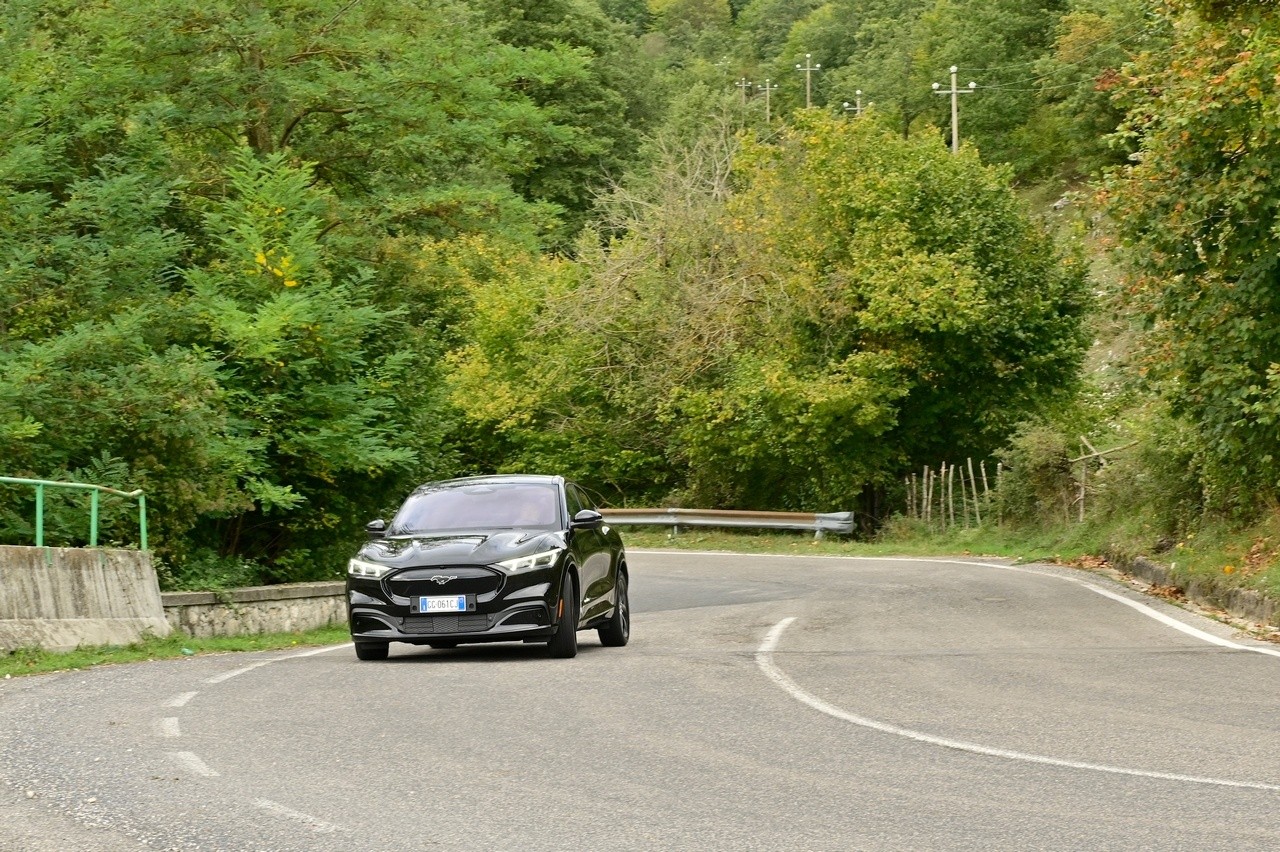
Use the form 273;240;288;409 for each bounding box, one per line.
795;54;821;108
931;66;976;153
842;89;863;117
735;77;753;107
757;79;778;122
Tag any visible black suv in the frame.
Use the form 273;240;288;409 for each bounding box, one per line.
347;475;629;660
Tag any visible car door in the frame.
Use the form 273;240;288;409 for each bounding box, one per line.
566;482;614;623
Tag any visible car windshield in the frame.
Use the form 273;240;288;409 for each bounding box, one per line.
388;483;561;534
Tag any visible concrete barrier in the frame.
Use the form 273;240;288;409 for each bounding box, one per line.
0;545;170;652
162;581;346;638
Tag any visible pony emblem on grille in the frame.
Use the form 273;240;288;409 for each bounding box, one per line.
429;575;458;585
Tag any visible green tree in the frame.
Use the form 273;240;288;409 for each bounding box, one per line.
470;0;661;241
841;1;933;137
451;112;1088;514
736;0;825;61
678;113;1088;507
1107;2;1280;511
76;0;568;246
177;150;426;576
1019;0;1164;180
0;0;599;575
447;116;752;502
904;0;1069;169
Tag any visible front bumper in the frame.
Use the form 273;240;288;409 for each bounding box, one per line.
348;602;555;645
347;567;558;646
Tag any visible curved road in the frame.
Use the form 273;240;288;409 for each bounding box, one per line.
2;552;1280;850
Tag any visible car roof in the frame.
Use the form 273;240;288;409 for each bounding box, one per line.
409;474;565;495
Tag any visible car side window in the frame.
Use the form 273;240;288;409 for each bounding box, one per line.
565;483;584;518
573;484;596;511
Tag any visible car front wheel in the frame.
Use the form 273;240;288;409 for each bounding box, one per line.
598;571;630;647
354;641;389;661
547;572;578;659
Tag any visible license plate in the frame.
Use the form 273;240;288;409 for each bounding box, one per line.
415;595;467;613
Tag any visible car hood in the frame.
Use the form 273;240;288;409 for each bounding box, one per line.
356;530;566;569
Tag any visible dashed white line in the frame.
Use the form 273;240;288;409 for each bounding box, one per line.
204;643;352;685
153;717;181;738
756;617;1280;792
165;691;198;708
167;751;218;778
204;660;272;684
253;798;345;833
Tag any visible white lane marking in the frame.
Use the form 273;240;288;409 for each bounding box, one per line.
1078;580;1280;656
165;692;198;708
204;643;353;685
204;660;271;684
634;550;1280;657
757;618;1280;792
254;798;344;834
153;717;181;738
168;751;219;778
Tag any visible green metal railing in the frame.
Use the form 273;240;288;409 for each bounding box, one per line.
0;476;147;550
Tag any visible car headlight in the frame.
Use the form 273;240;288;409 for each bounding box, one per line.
348;558;393;579
496;548;562;573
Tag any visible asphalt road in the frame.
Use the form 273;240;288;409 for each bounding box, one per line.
2;551;1280;851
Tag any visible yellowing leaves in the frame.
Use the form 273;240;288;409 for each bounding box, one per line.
253;248;300;287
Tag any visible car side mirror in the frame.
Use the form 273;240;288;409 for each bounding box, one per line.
365;519;387;539
570;509;604;529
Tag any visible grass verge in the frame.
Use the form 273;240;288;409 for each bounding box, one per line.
620;523;1102;564
1;625;351;679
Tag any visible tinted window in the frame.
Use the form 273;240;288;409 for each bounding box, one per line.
565;484;584;517
568;483;594;512
389;483;561;534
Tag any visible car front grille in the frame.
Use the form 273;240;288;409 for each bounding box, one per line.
388;566;502;598
402;614;492;634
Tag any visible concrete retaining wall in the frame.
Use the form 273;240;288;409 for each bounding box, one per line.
0;545;170;652
162;581;346;638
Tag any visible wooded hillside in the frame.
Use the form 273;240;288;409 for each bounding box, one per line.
1;0;1274;587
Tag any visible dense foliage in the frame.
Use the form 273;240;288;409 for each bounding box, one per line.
1107;2;1280;514
451;113;1087;514
0;0;652;580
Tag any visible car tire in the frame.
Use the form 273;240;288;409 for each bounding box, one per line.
354;641;389;661
597;571;630;647
547;572;578;659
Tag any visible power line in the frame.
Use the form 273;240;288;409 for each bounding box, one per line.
977;77;1116;95
961;15;1152;74
975;28;1150;92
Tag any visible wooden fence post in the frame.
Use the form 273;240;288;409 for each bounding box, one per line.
996;462;1003;525
923;466;932;526
948;463;956;529
968;457;981;526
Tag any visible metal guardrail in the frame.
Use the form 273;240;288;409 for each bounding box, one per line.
0;476;147;549
601;508;854;539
